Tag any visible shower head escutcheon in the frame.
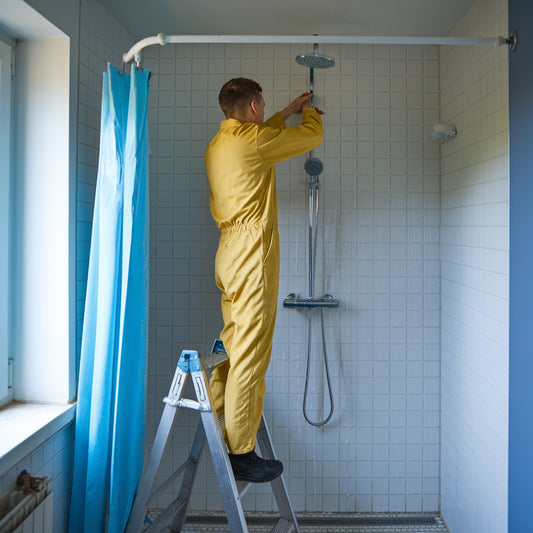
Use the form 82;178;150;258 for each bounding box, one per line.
304;156;324;177
295;43;336;69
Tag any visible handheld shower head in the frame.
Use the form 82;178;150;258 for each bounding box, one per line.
295;43;335;69
304;156;324;177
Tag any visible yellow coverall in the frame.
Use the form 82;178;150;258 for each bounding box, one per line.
205;108;323;454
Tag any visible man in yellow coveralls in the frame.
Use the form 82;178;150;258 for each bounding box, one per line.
205;77;323;483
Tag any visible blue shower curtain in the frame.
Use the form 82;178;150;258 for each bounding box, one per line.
69;64;151;533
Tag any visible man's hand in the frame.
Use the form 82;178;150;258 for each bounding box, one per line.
279;93;324;120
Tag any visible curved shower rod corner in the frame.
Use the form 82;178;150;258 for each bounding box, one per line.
122;33;169;65
122;32;513;65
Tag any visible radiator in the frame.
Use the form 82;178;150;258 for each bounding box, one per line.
0;477;53;533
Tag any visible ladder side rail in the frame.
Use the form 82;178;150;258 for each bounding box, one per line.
201;409;249;533
147;457;191;507
195;364;249;533
125;402;183;532
169;419;208;532
257;416;300;533
125;358;190;533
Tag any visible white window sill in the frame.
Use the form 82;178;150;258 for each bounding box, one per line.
0;401;76;478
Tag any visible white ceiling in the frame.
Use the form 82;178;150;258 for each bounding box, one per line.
100;0;477;40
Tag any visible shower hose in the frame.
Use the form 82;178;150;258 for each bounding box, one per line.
303;307;334;426
302;172;335;426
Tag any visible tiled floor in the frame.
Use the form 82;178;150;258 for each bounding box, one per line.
148;511;450;532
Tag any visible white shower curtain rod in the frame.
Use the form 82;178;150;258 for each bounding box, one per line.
123;32;511;64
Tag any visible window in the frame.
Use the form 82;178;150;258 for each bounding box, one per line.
11;35;72;404
0;2;77;465
0;38;13;407
0;0;75;408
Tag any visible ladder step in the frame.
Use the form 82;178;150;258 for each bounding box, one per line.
201;351;229;372
144;496;188;532
271;517;294;533
236;479;251;496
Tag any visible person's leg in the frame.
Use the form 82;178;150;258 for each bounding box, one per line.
221;226;279;454
212;226;282;482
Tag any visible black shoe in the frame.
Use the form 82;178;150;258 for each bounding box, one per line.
228;450;283;483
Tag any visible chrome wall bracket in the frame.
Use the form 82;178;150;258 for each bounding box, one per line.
496;30;518;52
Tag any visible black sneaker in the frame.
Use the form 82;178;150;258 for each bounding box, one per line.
228;451;283;483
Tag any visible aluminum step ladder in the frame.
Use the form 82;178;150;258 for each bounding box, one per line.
125;341;300;533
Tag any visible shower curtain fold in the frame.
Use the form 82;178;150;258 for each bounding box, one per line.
69;64;151;533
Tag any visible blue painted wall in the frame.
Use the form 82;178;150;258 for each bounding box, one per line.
509;1;533;531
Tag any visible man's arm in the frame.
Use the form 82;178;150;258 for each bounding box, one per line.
279;93;323;121
257;106;324;165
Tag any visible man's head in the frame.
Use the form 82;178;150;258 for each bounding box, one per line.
218;77;265;124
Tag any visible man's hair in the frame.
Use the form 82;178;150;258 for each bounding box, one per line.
218;77;263;118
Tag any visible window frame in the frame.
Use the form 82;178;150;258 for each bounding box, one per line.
0;37;13;407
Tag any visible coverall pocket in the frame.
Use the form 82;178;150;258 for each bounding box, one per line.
261;226;274;264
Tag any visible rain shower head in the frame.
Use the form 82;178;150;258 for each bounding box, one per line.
304;156;324;176
295;43;335;69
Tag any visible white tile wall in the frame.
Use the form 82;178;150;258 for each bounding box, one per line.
439;0;509;532
76;0;133;361
144;41;441;513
